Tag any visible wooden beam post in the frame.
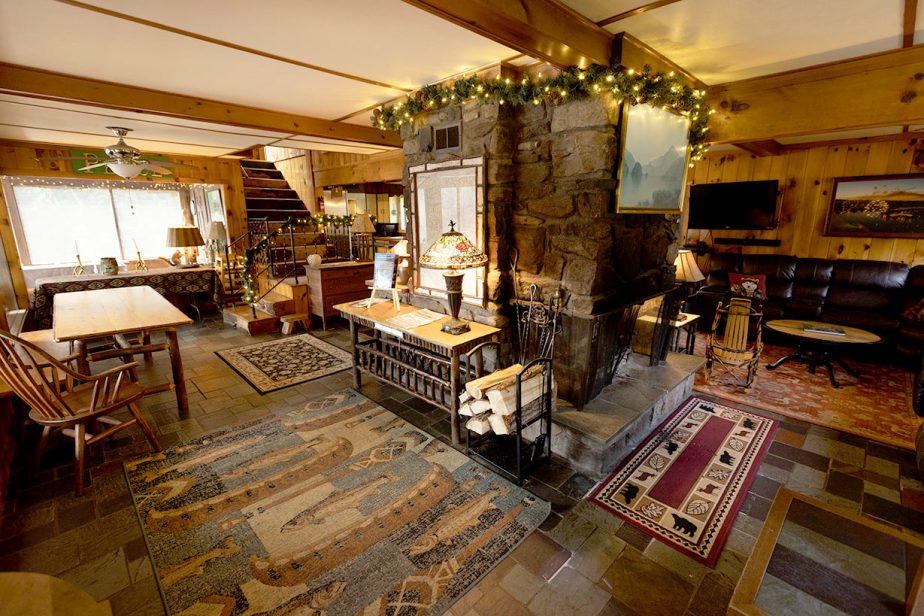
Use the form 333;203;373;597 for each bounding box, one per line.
401;0;614;68
706;45;924;144
0;63;402;148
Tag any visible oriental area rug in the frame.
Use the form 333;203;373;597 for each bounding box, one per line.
216;333;352;393
692;340;918;450
125;389;549;615
589;397;776;567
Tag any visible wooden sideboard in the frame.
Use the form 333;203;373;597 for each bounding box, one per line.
306;261;375;329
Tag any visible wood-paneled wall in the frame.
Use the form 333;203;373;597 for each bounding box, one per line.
685;135;924;267
0;140;247;305
265;146;316;212
311;150;403;187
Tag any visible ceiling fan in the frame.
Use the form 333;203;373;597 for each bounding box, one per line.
37;127;183;179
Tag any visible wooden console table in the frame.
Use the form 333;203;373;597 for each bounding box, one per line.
335;301;499;444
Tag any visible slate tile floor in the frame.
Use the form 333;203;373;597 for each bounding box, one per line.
0;318;922;615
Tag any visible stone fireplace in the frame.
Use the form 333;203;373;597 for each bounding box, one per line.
401;93;680;409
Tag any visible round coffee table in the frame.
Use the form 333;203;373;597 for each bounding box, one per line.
765;319;881;388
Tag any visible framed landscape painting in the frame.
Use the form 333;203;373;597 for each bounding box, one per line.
616;103;691;214
825;174;924;237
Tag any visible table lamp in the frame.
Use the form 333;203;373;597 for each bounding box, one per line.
674;249;705;314
206;220;227;266
419;221;488;335
166;226;205;267
391;239;410;285
350;213;376;261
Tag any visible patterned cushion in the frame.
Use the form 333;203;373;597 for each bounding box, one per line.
728;273;767;301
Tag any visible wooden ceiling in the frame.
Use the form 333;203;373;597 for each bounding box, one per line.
0;0;922;157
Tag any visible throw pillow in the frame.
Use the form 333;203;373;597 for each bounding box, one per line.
728;273;767;300
903;298;924;322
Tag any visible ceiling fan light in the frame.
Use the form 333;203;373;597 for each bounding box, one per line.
107;162;145;179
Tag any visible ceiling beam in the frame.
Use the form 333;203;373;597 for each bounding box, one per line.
613;33;704;89
400;0;614;68
705;45;924;144
0;63;402;148
54;0;411;93
597;0;683;28
733;140;783;157
904;0;919;47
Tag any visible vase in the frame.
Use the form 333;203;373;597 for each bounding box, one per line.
99;257;119;275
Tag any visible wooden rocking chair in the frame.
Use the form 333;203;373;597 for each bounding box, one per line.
0;330;161;496
704;297;764;388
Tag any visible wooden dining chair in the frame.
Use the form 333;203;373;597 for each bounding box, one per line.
704;297;764;388
0;330;161;496
0;307;78;366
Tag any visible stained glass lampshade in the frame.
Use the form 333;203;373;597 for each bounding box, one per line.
419;228;488;270
419;223;487;334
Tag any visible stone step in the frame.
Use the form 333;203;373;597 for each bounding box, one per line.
256;291;296;316
526;353;705;480
222;305;279;335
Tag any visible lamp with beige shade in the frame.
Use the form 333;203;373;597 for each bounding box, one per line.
166;226;205;268
391;239;410;285
350;213;376;261
674;248;705;310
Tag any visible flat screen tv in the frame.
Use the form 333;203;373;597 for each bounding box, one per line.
687;180;780;230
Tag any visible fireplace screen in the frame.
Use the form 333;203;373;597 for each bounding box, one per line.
410;158;485;305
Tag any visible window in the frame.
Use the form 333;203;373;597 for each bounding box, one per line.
433;123;461;151
1;178;220;266
410;159;485;304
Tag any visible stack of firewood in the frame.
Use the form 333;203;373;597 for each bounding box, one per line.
459;364;551;435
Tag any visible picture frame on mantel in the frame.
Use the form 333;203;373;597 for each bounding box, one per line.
825;173;924;238
616;102;691;214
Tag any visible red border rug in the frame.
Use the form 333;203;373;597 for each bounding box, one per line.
588;396;777;567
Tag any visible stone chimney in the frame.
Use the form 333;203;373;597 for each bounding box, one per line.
401;93;680;406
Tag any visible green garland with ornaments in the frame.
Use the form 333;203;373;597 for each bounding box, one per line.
240;214;375;303
371;63;713;161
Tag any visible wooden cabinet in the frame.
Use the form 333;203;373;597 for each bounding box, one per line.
306;261;374;328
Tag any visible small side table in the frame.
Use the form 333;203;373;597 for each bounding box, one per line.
637;312;701;355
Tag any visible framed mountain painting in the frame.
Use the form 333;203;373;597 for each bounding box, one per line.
617;103;691;214
825;174;924;237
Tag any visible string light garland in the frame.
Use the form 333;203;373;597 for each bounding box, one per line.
239;214;377;303
5;176;186;191
371;63;714;162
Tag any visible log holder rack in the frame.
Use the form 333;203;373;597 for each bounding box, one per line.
462;341;553;485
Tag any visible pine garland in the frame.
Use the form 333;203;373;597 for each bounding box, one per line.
371;63;712;161
240;214;376;302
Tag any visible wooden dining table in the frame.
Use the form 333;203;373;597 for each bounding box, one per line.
53;286;194;418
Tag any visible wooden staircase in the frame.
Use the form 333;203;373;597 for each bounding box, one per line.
221;274;311;335
240;159;309;222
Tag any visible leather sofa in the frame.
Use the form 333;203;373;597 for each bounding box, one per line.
687;253;923;353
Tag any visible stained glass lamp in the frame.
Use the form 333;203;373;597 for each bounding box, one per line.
419;221;488;335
